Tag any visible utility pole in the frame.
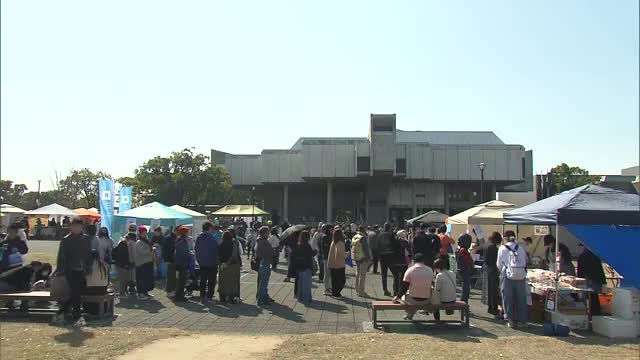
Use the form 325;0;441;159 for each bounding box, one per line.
36;180;41;208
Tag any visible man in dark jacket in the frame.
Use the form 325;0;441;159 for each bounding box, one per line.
53;217;91;324
195;221;219;303
163;228;178;296
173;227;190;302
378;223;404;296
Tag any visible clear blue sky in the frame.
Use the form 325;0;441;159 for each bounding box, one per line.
2;0;638;191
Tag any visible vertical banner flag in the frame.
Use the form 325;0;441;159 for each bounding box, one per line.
99;179;115;236
119;186;133;214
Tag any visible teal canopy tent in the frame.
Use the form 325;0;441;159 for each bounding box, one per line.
113;202;192;240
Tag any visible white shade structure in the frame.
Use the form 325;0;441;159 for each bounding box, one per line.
0;204;27;214
170;205;207;234
447;200;516;225
25;203;77;217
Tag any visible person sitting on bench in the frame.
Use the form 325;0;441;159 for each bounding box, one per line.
392;253;434;320
433;258;457;322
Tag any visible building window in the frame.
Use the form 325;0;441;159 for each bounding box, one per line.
396;159;406;174
522;157;526;178
372;124;393;132
357;157;370;172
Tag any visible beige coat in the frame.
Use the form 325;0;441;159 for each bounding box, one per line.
327;240;346;269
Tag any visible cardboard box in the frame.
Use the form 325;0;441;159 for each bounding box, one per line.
551;311;589;330
592;316;640;338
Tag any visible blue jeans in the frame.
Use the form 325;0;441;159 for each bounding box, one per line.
501;275;528;323
297;269;313;305
461;270;471;303
156;258;167;280
258;258;271;305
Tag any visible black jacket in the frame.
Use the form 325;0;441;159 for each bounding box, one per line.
162;234;177;263
320;233;332;259
293;243;316;272
484;244;499;273
377;231;399;256
577;249;606;286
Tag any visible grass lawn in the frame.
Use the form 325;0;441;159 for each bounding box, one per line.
0;324;637;360
0;323;186;360
273;333;640;360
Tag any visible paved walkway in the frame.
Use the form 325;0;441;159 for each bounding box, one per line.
104;259;548;338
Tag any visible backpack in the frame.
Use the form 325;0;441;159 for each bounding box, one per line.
351;235;365;262
504;244;527;280
114;241;130;268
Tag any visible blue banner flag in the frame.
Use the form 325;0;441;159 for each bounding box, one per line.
119;186;132;214
99;179;115;236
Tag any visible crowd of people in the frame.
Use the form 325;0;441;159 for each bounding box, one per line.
0;216;607;330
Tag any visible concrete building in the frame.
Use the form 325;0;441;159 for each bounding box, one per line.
213;114;533;225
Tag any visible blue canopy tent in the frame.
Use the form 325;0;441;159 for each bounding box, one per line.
113;202;192;241
504;184;640;288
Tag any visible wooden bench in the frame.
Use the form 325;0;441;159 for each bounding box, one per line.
0;291;115;318
371;300;470;329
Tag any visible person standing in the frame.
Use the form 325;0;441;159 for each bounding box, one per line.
483;232;502;319
392;253;434;321
114;233;135;297
368;225;380;274
577;244;606;316
163;227;178;297
351;225;371;297
378;223;404;297
411;224;430;263
497;230;528;328
150;227;166;280
327;227;347;297
195;221;219;304
256;226;275;306
311;223;323;281
97;227;114;265
437;225;453;269
134;227;154;299
268;227;281;270
293;230;315;305
218;230;242;304
320;224;333;295
246;223;259;259
456;234;474;304
52;218;91;325
173;226;191;302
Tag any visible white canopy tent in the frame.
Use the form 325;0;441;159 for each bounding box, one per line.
25;203;77;217
170;205;207;234
1;204;27;231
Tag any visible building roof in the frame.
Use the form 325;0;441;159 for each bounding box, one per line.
396;130;505;145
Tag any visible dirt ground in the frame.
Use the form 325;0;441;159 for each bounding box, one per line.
118;334;285;360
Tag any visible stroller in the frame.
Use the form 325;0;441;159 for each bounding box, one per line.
184;261;201;297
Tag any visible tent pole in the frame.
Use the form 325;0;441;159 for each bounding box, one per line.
555;224;560;312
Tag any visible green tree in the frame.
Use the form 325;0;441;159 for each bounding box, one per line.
117;177;145;207
549;163;600;193
57;169;112;208
0;180;29;205
133;149;235;211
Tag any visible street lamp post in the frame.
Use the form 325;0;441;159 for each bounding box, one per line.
478;162;487;203
251;186;256;223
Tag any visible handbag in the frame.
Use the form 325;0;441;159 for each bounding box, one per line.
50;272;70;302
250;256;259;271
85;260;109;288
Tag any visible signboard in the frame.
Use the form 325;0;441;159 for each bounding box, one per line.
534;225;550;236
545;289;557;312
